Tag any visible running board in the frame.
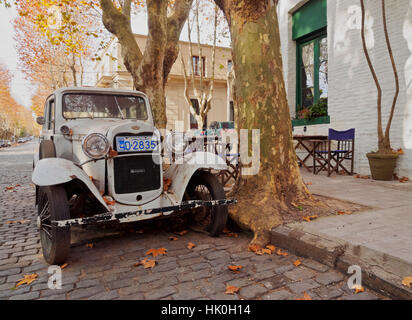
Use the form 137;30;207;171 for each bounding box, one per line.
52;199;237;227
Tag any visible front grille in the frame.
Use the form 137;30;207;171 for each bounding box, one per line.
113;155;161;194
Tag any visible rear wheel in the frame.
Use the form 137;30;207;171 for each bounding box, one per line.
185;171;228;236
38;185;71;265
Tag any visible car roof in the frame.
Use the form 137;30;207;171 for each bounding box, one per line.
52;87;147;97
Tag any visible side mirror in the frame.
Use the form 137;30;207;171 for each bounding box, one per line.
36;117;46;125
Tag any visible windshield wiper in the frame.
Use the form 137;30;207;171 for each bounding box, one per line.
114;96;125;120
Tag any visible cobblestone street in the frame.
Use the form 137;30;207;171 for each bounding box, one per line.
0;142;388;300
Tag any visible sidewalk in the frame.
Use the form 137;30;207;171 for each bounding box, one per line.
271;170;412;299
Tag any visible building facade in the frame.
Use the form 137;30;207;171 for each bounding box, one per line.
279;0;412;177
93;34;234;131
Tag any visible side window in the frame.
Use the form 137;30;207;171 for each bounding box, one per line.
47;100;55;131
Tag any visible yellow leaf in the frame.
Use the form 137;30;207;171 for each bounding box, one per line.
294;260;302;267
15;274;38;288
296;292;312;300
187;242;196;249
353;284;365;294
146;248;167;257
266;245;276;252
175;230;188;236
402;276;412;288
228;265;243;273
225;285;240;295
168;236;178;241
86;243;94;249
134;258;157;269
60;263;68;270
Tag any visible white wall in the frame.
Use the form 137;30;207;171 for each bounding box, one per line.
279;0;412;177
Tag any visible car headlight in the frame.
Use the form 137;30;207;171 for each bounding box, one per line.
82;133;110;160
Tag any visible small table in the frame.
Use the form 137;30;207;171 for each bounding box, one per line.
293;135;328;172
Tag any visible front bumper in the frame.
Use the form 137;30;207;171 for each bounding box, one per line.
52;199;237;227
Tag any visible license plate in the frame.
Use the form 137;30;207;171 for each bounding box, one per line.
116;136;158;152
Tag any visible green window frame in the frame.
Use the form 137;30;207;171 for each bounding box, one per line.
294;30;329;127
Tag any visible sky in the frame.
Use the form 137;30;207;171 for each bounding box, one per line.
0;4;230;110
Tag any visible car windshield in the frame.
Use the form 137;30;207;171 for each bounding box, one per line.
221;122;235;129
63;93;148;120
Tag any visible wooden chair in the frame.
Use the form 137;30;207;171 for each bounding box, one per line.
313;129;355;176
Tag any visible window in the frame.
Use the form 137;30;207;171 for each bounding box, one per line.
227;60;233;72
292;0;328;125
296;32;328;112
192;56;206;77
62;94;148;120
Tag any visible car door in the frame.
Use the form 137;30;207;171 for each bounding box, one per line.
41;96;55;142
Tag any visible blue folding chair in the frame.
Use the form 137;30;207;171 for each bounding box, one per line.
313;129;355;176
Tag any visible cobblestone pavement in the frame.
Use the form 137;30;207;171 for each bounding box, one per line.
0;142;388;300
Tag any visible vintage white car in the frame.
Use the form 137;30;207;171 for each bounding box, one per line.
32;87;235;264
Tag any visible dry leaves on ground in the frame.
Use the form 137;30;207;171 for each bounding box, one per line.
103;196;115;206
402;276;412;288
228;265;243;273
15;274;38;288
248;244;277;256
4;186;14;191
175;230;188;236
276;248;289;257
86;243;94;249
60;263;68;270
187;242;196;249
225;285;240;295
5;219;30;225
134;258;157;269
223;228;239;238
303;215;318;222
399;177;410;183
352;285;365;294
146;248;167;257
168;236;178;241
337;210;353;216
296;292;312;300
294;260;302;267
355;174;370;179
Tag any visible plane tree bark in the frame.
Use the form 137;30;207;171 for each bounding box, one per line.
214;0;314;246
100;0;193;127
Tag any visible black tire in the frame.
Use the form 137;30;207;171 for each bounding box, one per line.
185;171;228;236
38;185;71;265
39;140;56;159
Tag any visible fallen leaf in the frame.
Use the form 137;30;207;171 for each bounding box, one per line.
399;177;409;183
187;242;196;249
15;184;21;187
60;263;68;270
303;215;318;222
228;265;243;273
225;285;240;295
261;248;273;255
305;182;313;186
296;292;312;300
353;285;365;294
276;248;289;257
86;243;94;249
175;230;188;236
397;148;405;155
168;236;178;241
294;260;302;267
5;186;14;191
146;248;167;257
5;220;30;225
89;176;94;181
266;245;276;252
402;276;412;288
134;258;157;269
337;211;353;216
15;274;38;288
248;244;262;254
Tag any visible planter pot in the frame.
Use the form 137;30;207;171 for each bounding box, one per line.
366;153;399;181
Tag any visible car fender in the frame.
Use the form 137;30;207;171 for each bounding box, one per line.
32;158;109;211
163;151;227;203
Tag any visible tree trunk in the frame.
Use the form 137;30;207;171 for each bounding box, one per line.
216;0;312;246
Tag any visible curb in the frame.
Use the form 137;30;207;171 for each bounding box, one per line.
271;225;412;300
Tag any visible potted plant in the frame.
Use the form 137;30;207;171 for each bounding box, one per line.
360;0;400;181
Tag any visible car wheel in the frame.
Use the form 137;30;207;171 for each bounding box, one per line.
38;185;71;265
185;171;228;237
